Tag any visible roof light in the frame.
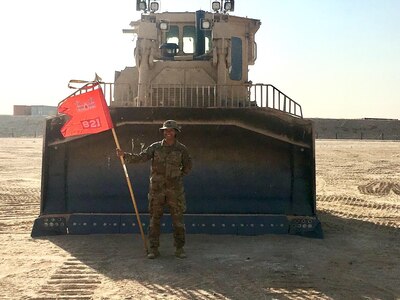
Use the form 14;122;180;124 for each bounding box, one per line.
212;1;221;12
150;1;159;12
224;0;235;12
137;1;147;11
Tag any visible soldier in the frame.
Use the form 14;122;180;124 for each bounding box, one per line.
116;120;192;259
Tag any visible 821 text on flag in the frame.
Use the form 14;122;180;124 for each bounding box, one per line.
57;84;113;138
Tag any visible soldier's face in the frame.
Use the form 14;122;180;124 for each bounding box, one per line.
163;128;176;141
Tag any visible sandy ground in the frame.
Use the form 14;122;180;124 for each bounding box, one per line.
0;138;399;300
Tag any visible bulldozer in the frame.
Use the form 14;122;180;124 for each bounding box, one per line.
32;0;322;238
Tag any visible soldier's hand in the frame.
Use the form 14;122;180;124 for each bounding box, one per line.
116;148;125;157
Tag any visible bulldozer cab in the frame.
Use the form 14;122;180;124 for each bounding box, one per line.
114;4;260;108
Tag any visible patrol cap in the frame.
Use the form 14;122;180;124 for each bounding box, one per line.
159;120;181;132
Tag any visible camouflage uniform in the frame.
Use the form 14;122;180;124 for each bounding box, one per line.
124;139;192;251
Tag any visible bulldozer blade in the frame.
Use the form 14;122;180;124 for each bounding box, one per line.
32;107;322;238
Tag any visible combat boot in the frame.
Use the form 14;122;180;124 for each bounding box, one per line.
175;247;187;259
147;248;160;259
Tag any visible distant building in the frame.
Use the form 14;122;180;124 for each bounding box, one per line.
31;105;57;116
13;105;32;116
13;105;57;116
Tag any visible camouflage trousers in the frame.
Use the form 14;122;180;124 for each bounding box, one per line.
148;189;186;250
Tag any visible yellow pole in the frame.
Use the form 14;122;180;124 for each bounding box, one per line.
111;127;148;254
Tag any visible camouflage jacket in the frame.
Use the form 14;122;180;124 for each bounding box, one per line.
123;139;192;191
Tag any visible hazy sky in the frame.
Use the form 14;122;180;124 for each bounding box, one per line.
1;0;399;118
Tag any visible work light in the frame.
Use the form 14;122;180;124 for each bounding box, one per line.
212;1;221;12
150;1;159;12
201;19;211;29
159;21;169;30
224;0;235;12
138;1;147;11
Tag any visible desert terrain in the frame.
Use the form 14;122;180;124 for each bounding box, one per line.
0;138;399;299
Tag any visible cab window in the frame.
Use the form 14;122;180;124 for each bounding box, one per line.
183;26;195;54
205;31;211;53
166;25;179;45
230;37;242;80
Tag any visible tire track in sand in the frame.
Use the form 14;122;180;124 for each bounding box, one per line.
358;181;400;196
317;195;400;232
28;257;102;300
0;187;40;233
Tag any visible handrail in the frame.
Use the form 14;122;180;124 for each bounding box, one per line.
103;82;303;118
251;84;303;118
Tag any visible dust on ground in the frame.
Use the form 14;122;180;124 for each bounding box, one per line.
0;138;399;299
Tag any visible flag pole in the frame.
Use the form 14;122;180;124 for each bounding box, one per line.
111;127;148;254
59;76;147;252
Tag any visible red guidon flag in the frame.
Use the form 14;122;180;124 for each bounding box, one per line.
58;84;113;137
